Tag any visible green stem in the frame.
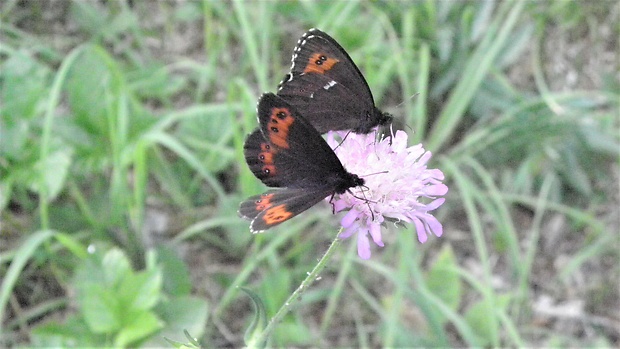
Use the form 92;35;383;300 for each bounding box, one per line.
246;231;344;348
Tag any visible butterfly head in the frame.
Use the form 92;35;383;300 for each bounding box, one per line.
352;107;393;134
334;172;365;195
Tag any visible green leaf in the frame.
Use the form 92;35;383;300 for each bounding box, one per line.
157;246;192;297
425;244;462;324
81;283;121;333
114;310;163;348
0;50;48;122
65;47;111;134
54;232;89;259
117;268;163;311
164;330;202;349
101;248;133;286
28;147;73;201
0;50;48;173
129;64;186;99
273;321;312;346
103;10;138;40
31;315;102;347
464;294;511;346
70;1;108;37
259;270;291;314
158;296;209;339
240;287;268;348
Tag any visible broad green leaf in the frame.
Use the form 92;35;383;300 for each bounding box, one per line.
81;284;121;333
0;50;48;122
157;296;209;339
28;147;73;201
117;268;163;311
65;47;111;134
31;315;101;347
114;310;163;348
102;248;133;286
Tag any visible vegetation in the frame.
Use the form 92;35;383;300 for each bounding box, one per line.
1;1;618;347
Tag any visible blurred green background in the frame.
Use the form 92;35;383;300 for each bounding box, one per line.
1;1;618;348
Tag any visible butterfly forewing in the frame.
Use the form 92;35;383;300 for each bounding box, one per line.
278;73;370;133
288;29;373;103
277;28;392;134
252;93;348;184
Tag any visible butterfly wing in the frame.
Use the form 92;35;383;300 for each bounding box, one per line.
286;28;373;103
239;188;333;232
240;93;365;231
244;93;349;188
277;73;370;132
277;28;391;134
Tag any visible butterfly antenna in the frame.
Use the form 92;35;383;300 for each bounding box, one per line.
333;130;352;151
361;170;389;177
393;92;420;109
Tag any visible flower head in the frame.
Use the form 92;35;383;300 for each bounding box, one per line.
327;129;448;259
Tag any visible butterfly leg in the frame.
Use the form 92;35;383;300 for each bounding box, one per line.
328;193;337;214
346;187;376;221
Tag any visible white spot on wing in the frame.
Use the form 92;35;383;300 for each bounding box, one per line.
323;80;337;90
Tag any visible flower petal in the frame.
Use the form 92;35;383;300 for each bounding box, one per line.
357;229;371;259
424;214;443;237
332;199;348;213
425;198;446;211
339;221;360;239
426;184;449;196
341;209;360;228
413;217;428;243
369;222;384;247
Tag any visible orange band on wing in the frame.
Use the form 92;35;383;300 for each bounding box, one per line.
262;204;293;225
304;53;339;74
267;107;295;149
254;193;274;211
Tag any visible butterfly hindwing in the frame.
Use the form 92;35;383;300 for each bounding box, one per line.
239;188;333;232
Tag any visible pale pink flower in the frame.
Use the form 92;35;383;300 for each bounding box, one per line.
327;129;448;259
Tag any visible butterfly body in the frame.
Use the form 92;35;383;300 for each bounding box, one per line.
277;28;392;134
239;93;364;232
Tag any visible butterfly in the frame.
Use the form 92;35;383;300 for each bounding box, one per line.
239;92;365;232
277;28;393;134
